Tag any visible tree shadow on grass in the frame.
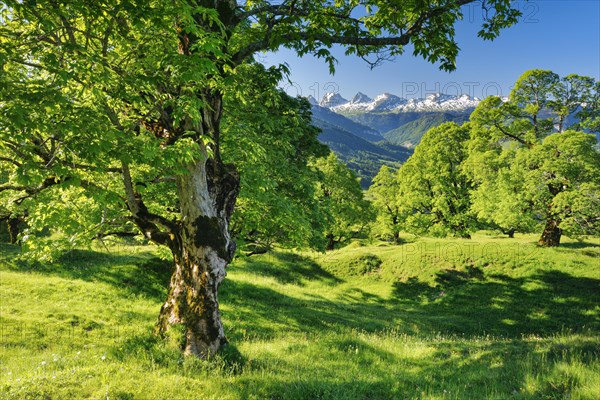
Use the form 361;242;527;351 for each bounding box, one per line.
0;242;19;263
557;239;600;258
220;278;391;340
229;336;407;400
3;246;171;300
413;336;597;399
558;239;600;249
391;269;600;337
222;251;599;341
4;241;597;340
4;241;599;395
237;251;341;286
231;373;403;400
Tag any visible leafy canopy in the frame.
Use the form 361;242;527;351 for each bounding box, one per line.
367;164;402;242
313;153;374;249
396;122;474;238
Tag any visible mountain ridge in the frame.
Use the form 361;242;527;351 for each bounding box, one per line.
317;91;481;114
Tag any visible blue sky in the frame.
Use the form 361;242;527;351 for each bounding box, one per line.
260;1;600;100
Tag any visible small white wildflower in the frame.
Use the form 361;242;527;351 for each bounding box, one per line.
52;375;56;379
101;355;106;361
77;351;81;355
53;357;58;362
41;361;46;366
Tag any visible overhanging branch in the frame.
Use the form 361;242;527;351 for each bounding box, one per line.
234;0;477;64
121;162;178;246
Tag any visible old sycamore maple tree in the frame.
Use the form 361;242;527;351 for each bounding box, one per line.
0;1;521;358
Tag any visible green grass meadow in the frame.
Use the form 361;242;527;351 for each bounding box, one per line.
1;233;599;399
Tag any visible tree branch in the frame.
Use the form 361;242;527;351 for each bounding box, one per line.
0;176;60;196
0;156;22;167
68;162;121;174
234;0;476;64
493;122;534;148
121;162;177;246
93;231;139;240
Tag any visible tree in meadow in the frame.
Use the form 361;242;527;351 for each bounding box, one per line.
465;140;536;238
313;153;373;250
368;165;402;243
0;0;522;357
396;122;474;238
549;74;596;133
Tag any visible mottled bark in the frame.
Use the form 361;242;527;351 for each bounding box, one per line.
156;156;239;357
538;219;561;247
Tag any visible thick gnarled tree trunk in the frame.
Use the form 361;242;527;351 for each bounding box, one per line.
156;156;239;357
538;218;561;247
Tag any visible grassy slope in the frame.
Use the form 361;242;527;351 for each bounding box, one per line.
1;234;599;399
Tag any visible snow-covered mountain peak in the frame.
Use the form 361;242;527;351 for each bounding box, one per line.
425;93;455;102
371;93;406;111
306;95;319;106
401;92;479;111
332;92;406;113
350;92;372;104
320;92;348;108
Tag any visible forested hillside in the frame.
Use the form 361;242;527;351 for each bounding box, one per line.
310;108;412;187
